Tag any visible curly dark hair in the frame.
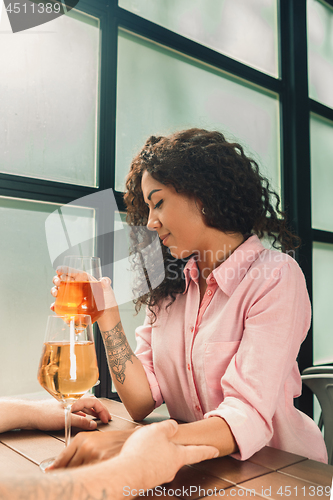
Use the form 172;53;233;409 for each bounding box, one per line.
124;128;299;319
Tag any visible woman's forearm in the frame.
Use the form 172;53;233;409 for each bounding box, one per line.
98;309;155;420
171;417;238;457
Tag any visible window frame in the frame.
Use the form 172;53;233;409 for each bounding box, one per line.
1;0;332;415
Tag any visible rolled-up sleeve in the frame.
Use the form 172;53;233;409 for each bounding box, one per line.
135;315;164;408
204;260;311;460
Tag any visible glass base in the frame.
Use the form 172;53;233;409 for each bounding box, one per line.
39;457;56;473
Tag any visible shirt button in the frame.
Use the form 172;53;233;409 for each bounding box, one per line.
195;405;201;412
210;277;216;283
187;363;191;371
190;326;194;332
207;289;212;296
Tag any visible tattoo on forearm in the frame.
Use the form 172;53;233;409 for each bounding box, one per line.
102;321;134;384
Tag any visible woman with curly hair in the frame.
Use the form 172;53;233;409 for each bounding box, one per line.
52;128;327;467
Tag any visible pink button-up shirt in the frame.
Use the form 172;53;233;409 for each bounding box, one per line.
135;235;327;462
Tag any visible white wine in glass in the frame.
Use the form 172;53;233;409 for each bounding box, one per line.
37;314;99;472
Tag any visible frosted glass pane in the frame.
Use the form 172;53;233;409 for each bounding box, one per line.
310;114;333;231
116;30;280;196
308;0;333;109
119;0;278;77
113;212;146;352
0;9;100;187
313;242;333;364
0;197;95;397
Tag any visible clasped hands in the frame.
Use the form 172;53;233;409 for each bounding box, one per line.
47;419;219;478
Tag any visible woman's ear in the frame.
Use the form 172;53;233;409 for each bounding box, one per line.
194;198;204;215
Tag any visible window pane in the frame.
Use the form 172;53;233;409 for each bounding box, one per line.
313;242;333;364
0;9;100;187
0;197;95;397
119;0;279;77
310;114;333;231
116;30;280;196
307;0;333;109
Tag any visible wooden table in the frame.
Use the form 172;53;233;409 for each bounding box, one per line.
0;399;332;499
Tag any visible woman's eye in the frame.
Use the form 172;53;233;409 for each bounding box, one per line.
154;200;163;209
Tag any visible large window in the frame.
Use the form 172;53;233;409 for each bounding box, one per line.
0;0;332;416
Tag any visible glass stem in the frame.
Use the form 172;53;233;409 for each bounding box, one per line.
64;404;72;447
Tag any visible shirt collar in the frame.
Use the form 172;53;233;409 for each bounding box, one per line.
183;257;199;293
183;235;266;296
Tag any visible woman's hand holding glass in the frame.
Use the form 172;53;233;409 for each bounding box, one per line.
50;257;118;322
50;256;109;324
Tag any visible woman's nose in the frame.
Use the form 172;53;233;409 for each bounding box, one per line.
147;213;161;231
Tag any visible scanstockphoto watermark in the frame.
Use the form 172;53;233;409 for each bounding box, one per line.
123;484;333;498
1;0;79;33
165;245;296;283
123;485;256;497
166;261;289;283
168;246;296;264
44;189;165;307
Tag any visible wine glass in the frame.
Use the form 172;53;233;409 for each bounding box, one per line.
54;256;105;325
37;314;99;472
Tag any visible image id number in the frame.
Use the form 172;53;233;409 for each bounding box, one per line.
277;485;331;496
6;3;62;14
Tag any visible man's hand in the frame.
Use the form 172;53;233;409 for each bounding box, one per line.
48;427;137;469
119;420;219;488
31;397;111;431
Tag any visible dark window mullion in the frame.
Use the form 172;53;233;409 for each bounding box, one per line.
310;99;333;122
98;8;118;192
94;4;120;398
313;229;333;245
280;0;313;416
0;173;97;204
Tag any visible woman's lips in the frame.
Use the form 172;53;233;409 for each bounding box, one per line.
160;234;170;245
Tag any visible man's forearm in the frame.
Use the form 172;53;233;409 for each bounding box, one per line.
0;456;151;500
0;472;83;500
0;400;36;433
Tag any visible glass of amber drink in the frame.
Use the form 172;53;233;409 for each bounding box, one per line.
54;256;105;326
37;314;99;472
